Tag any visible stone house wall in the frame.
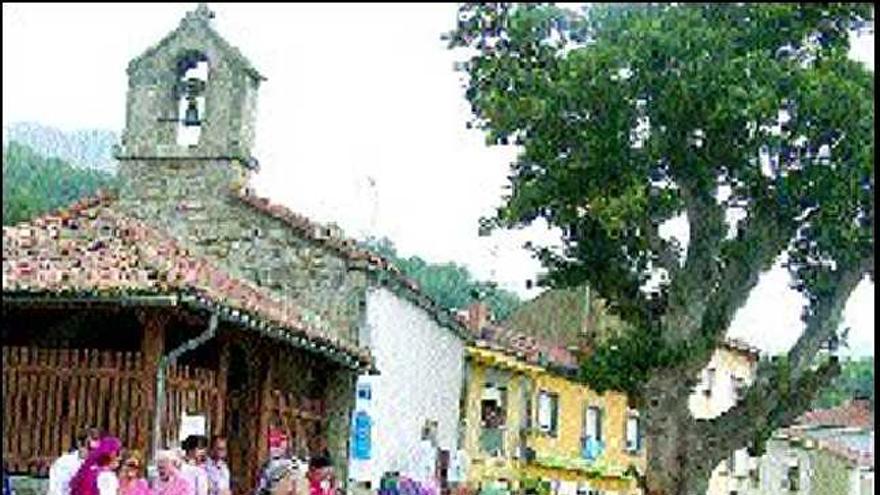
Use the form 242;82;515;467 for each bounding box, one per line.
120;12;261;161
117;158;368;347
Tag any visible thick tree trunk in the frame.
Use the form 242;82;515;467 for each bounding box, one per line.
642;372;714;495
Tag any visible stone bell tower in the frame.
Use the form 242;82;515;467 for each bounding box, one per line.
115;3;264;209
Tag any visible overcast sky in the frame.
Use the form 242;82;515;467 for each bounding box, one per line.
2;3;874;358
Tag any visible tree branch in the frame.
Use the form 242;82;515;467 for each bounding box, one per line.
691;356;841;471
689;253;870;469
697;210;795;344
662;182;727;343
788;255;873;380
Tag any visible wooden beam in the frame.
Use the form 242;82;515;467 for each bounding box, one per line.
137;309;170;457
216;337;230;437
256;350;275;461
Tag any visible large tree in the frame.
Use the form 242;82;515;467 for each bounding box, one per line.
446;3;873;494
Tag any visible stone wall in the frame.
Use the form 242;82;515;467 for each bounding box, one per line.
119;14;260;161
117;158;368;347
324;368;357;487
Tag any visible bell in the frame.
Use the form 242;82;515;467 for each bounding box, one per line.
183;99;201;127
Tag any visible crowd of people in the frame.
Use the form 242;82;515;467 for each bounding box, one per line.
45;429;232;495
39;427;343;495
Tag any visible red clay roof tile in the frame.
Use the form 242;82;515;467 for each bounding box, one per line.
2;193;371;368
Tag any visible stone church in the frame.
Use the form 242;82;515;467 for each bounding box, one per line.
3;4;468;494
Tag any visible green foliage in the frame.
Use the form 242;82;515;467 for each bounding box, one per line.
361;236;521;320
447;3;873;390
2;141;118;225
814;356;875;410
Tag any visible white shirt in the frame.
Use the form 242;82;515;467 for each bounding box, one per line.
48;451;83;495
180;463;209;495
204;459;230;495
96;471;118;495
447;450;469;484
411;440;437;485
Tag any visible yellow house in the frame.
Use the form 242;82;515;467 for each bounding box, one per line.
459;325;646;495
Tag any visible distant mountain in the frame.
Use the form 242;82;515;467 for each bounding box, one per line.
2;122;118;174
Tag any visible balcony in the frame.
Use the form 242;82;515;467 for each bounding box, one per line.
580;436;605;461
480;427;506;457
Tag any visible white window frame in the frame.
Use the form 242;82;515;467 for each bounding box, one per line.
625;411;642;453
537;391;559;436
584;405;602;443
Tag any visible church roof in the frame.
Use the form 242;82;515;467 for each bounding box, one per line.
232;187;472;341
127;4;265;81
1;192;372;371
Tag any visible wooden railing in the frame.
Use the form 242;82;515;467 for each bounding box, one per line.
2;346;222;475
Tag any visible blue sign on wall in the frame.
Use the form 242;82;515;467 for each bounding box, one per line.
352;410;372;460
357;383;372;401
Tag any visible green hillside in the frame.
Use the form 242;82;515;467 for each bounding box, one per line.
2;141;118;225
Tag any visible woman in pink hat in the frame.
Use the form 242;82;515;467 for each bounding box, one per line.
69;436;122;495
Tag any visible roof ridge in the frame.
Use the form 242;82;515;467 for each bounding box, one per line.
11;189;117;228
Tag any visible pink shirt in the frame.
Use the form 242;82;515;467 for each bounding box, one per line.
120;479;150;495
153;474;194;495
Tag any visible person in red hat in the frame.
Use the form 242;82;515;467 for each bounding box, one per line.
255;429;299;495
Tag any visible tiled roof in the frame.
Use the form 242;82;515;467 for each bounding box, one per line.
820;435;874;468
472;323;579;372
796;400;874;429
233;188;471;339
720;337;761;359
1;192;372;370
783;427;874;468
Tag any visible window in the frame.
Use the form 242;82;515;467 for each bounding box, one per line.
625;412;642;453
480;381;507;456
584;406;603;442
703;368;716;396
537;391;559;436
521;376;533;430
785;465;800;491
174;51;209;147
749;467;760;489
582;405;604;460
732;376;746;401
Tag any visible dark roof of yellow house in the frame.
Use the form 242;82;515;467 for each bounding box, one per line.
502;286;627;349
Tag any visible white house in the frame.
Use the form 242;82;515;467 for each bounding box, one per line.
348;286;468;490
689;339;761;495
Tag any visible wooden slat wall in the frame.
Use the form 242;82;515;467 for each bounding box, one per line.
162;363;223;448
1;347;145;475
2;347;223;475
264;390;327;457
